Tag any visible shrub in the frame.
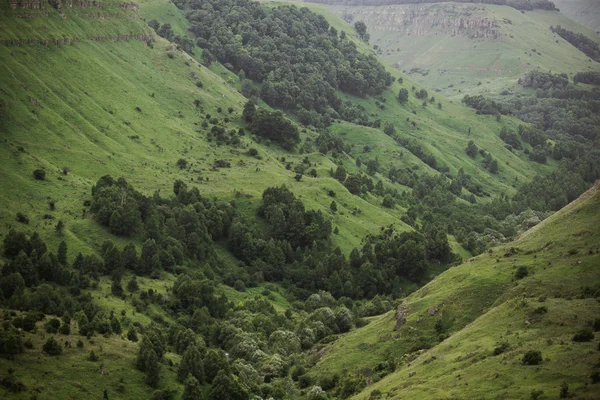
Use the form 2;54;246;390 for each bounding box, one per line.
176;158;188;169
493;342;509;356
515;266;528;280
33;169;46;180
530;389;543;400
573;328;594;342
42;337;62;356
233;280;246;292
45;318;61;333
522;350;542;365
16;213;29;224
88;350;99;361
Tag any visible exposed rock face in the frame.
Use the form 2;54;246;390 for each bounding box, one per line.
393;301;409;330
10;0;103;9
10;0;46;9
336;4;500;39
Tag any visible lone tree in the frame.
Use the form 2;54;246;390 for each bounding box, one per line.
33;169;46;180
176;158;188;170
398;88;409;103
354;21;367;40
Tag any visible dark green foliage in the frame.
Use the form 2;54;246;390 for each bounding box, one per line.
182;374;202;400
42;337;62;356
522;350;542;365
530;389;544;400
354;20;367;40
0;328;24;357
519;70;569;90
574;71;600;85
499;127;521;150
16;212;29;224
415;89;428;99
203;350;229;384
397;88;409;103
482;153;498;174
208;370;248;400
178;345;204;383
183;0;392;122
513;170;588;212
33;169;46;180
88;350;99;361
591;370;600;384
551;26;600;61
249;109;300;150
382;195;394;208
560;381;569;398
515;266;528;280
45;318;61;333
176;159;188;169
91;176;143;237
493;342;510;356
465;141;478;158
572;328;594;342
127;328;139;342
462;94;508;116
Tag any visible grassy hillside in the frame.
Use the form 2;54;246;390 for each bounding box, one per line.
1;1;597;398
554;0;600;32
0;0;560;261
309;181;600;399
321;3;600;98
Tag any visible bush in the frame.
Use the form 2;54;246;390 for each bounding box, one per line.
233;279;246;292
573;328;594;342
88;350;99;361
177;158;188;169
493;342;510;356
522;350;542;365
45;318;61;334
42;337;62;356
33;169;46;180
16;213;29;224
515;266;528;280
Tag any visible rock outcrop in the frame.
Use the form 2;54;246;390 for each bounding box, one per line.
336;4;501;39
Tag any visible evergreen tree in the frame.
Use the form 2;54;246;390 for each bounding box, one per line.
182;374;202;400
57;241;68;266
145;349;160;388
208;370;248;400
178;345;204;383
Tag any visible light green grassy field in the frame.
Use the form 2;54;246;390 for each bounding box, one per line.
1;0;558;263
321;3;600;98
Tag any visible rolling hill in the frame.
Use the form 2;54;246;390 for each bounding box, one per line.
308;181;600;399
554;0;600;32
311;1;600;98
0;0;598;399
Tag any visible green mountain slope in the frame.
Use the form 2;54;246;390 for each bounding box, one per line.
0;0;559;258
554;0;600;32
0;1;598;399
318;2;600;98
309;181;600;399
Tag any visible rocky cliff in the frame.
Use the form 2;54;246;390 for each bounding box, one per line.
338;4;501;39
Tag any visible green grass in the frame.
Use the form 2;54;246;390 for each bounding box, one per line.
0;313;175;399
308;182;600;399
319;3;600;99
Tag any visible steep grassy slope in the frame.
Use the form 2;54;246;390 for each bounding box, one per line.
0;0;559;261
309;182;600;399
322;3;600;98
554;0;600;32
